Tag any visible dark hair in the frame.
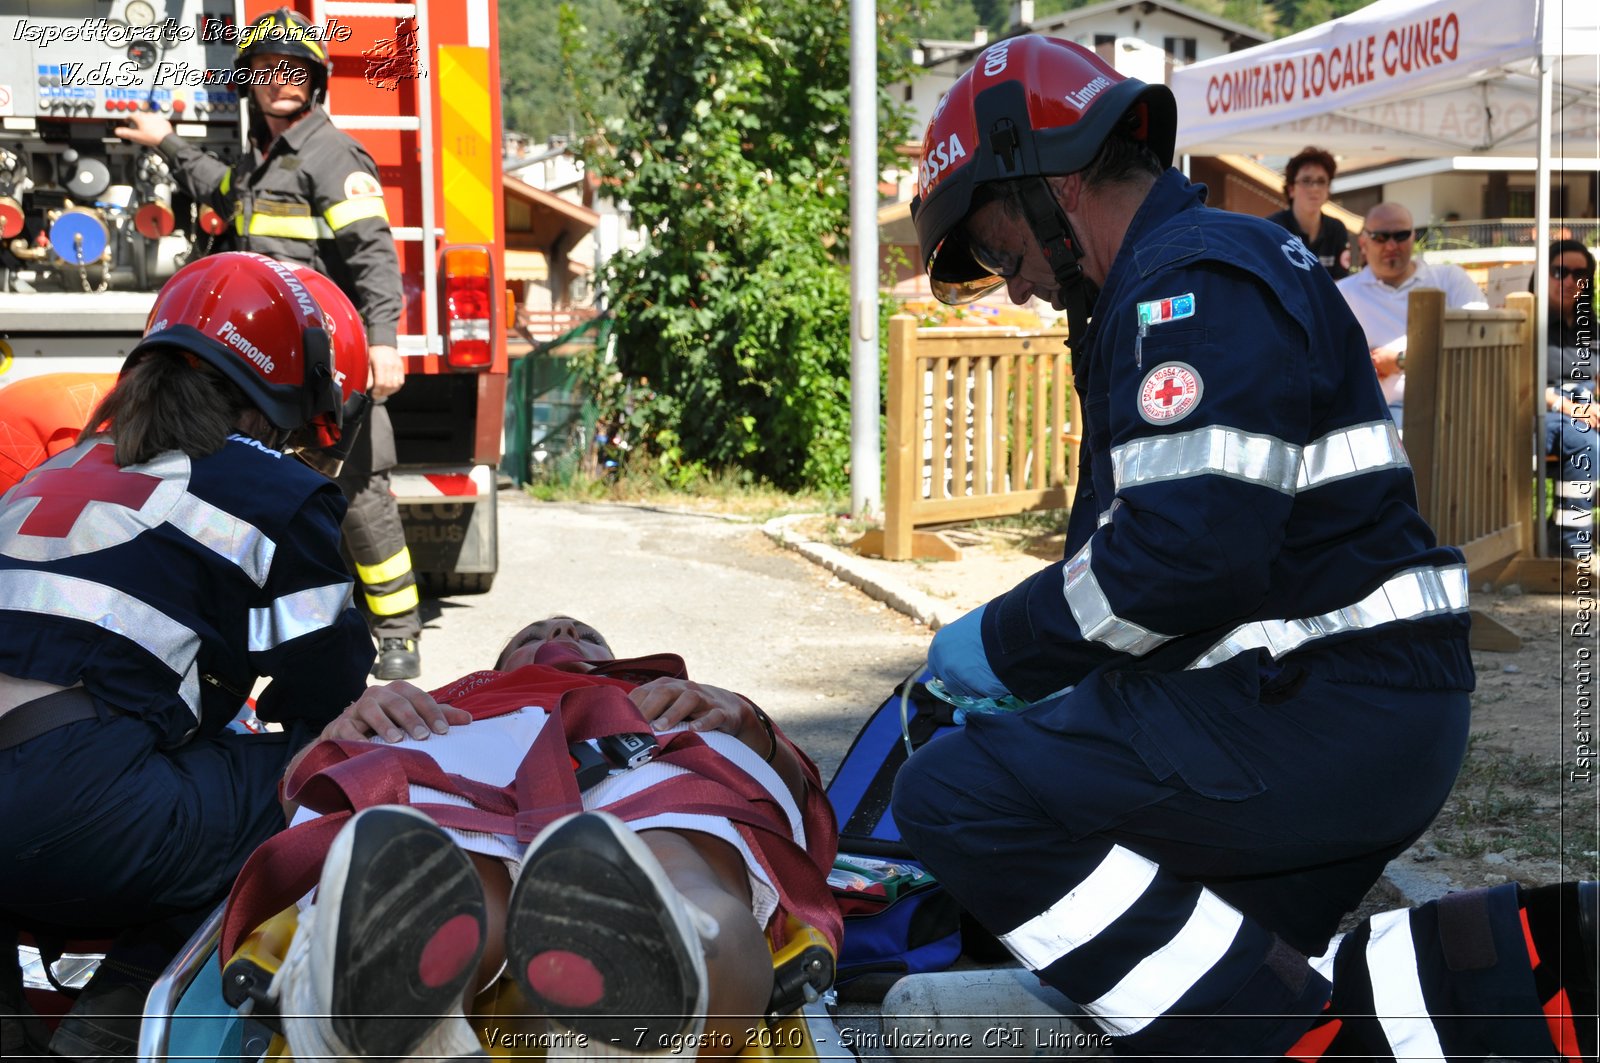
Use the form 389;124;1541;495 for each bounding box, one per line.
1080;113;1165;189
1283;146;1337;200
79;348;257;466
1528;238;1597;291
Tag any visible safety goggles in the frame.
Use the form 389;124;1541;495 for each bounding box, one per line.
1365;229;1414;244
970;240;1022;280
1551;264;1594;281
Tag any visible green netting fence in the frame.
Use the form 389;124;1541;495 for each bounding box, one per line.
501;315;613;487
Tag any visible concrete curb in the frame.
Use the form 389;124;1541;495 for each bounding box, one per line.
762;514;961;630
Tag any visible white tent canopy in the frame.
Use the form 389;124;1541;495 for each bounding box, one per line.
1171;0;1598;162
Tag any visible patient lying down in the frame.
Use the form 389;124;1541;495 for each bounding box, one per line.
221;616;840;1062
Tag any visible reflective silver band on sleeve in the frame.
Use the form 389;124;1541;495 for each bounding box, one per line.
1112;425;1298;494
999;845;1158;970
166;493;276;588
1187;563;1468;669
248;581;355;653
1062;541;1173;656
1110;421;1407;496
1297;420;1408;489
0;569;202;720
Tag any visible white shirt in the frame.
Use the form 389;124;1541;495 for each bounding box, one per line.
1336;260;1488;406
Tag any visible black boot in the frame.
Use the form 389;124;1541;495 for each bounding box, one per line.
374;637;421;681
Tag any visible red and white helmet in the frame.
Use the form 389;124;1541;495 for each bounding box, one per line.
287;265;370;449
910;35;1176;305
130;252;348;439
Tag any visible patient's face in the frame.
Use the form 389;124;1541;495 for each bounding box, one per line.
497;616;614;671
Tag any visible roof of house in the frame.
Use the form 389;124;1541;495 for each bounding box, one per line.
920;0;1268;67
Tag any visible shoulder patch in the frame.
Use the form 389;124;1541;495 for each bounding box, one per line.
1137;361;1203;426
1136;293;1195;328
343;172;384;200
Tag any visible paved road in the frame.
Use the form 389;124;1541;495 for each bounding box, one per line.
415;493;933;777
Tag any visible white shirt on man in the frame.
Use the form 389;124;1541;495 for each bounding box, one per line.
1336;260;1488;407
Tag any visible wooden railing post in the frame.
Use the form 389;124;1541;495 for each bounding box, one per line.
1505;292;1537;556
884;315;918;561
1405;288;1446;531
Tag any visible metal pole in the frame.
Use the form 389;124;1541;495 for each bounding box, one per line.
849;0;881;519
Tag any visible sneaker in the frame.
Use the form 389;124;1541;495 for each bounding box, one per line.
271;806;487;1063
375;638;421;681
504;812;712;1055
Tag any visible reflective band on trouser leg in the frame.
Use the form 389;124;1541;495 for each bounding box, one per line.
364;581;419;618
997;844;1328;1055
357;545;415;588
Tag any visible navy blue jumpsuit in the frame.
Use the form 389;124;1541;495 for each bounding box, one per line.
890;172;1552;1059
0;436;371;928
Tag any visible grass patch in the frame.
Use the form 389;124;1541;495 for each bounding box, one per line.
1428;733;1596;871
522;452;844;522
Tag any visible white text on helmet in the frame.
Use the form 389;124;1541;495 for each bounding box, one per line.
262;258;321;321
982;40;1012;77
1065;75;1114;111
217;321;276;374
918;133;968;197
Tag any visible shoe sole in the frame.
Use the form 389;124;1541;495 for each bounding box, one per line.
317;807;486;1063
504;812;705;1050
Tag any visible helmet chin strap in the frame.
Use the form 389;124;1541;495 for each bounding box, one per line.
1015;178;1096;345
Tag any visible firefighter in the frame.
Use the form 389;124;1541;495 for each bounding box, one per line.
890;36;1595;1060
116;7;424;680
0;253;373;1061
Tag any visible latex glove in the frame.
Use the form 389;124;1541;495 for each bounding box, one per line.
927;604;1010;700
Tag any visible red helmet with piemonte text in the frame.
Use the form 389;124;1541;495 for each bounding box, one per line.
287;265;370;449
130;252;346;439
910;35;1176;305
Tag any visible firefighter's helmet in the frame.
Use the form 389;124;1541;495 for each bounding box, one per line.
286;266;370;449
234;7;330;104
910;35;1176;306
130;252;348;440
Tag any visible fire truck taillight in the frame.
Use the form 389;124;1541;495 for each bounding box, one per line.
442;246;493;369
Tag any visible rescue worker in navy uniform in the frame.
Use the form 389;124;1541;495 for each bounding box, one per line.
892;36;1596;1061
117;7;424;680
0;253;374;1061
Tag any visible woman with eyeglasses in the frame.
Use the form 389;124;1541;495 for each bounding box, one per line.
1533;238;1598;560
1266;146;1350;280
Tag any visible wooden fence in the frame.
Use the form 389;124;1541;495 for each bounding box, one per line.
880;316;1077;560
1403;290;1538;580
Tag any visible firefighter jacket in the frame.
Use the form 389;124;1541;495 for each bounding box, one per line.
0;436;373;747
157;109;402;346
980;170;1474;702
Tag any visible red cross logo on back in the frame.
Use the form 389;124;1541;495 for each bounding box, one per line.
9;443;161;537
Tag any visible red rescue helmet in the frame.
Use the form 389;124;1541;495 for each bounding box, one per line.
130;252;344;438
234;7;330;105
910;35;1176;305
287;265;370;449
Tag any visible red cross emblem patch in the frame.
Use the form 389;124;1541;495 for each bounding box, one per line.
0;441;182;563
1137;361;1203;425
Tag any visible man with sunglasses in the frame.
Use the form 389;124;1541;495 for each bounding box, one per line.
1337;203;1487;426
893;35;1593;1063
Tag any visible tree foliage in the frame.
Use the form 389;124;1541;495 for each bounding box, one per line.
560;0;915;491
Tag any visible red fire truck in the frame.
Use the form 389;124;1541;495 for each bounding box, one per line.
0;0;508;591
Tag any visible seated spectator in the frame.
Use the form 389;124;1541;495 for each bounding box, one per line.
0;373;118;493
1265;146;1349;279
1536;238;1598;560
1337;202;1488;424
222;616;838;1062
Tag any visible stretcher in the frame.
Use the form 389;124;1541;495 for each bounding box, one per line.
119;902;850;1062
